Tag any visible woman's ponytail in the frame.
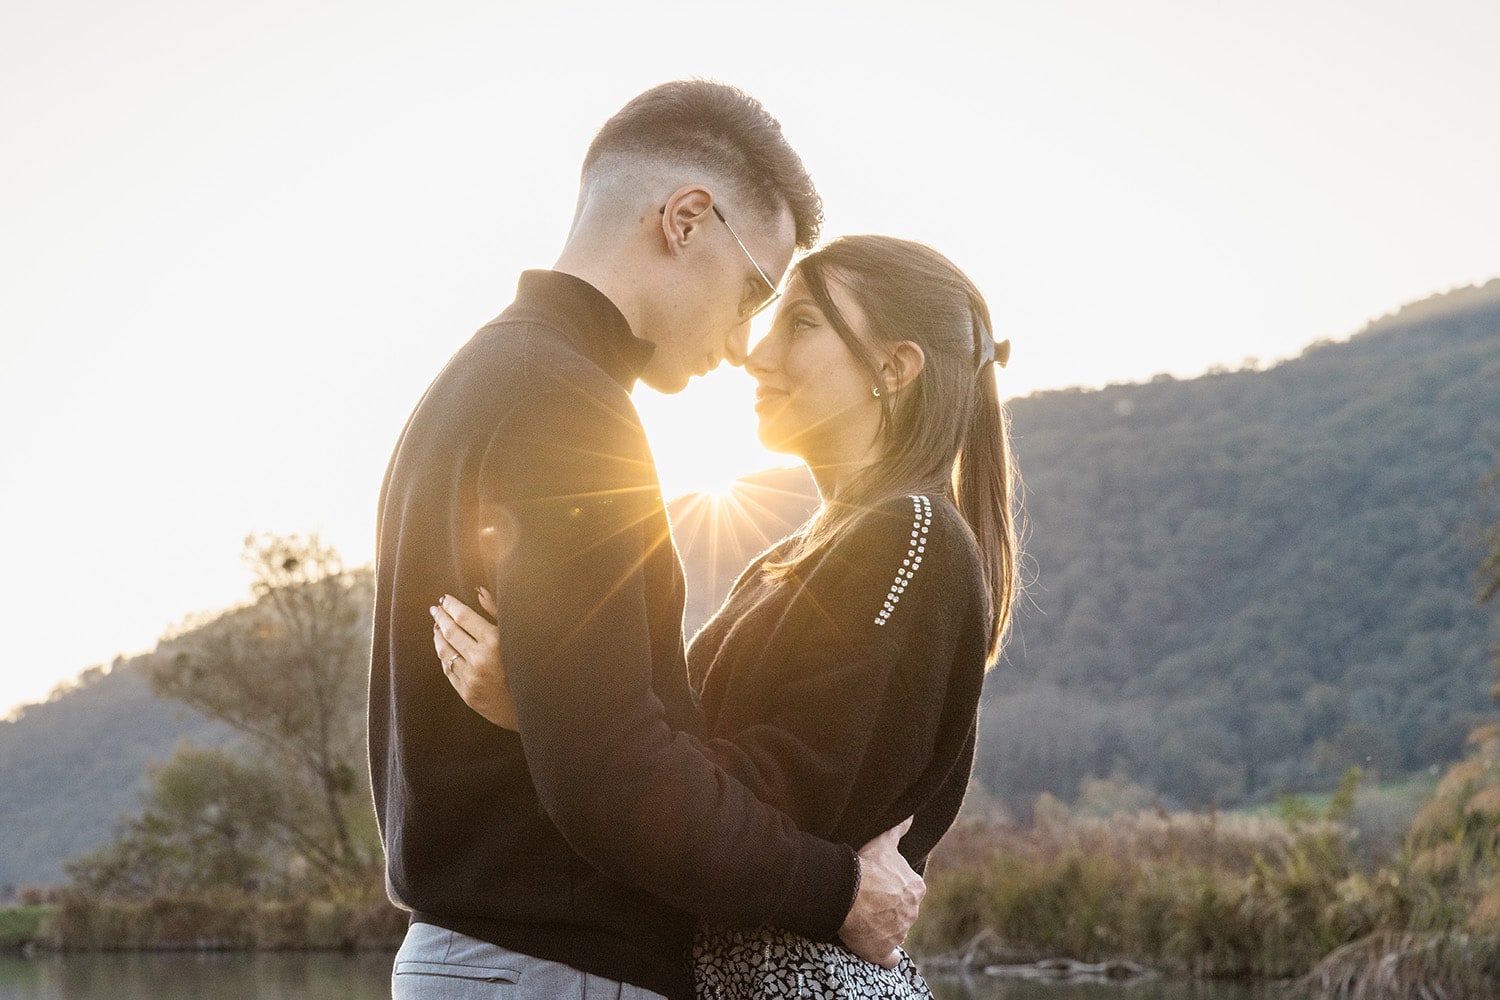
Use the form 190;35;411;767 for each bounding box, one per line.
955;342;1022;665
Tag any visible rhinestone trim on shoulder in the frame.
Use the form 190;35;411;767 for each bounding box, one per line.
875;495;931;626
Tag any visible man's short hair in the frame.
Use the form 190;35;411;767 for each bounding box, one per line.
583;80;823;250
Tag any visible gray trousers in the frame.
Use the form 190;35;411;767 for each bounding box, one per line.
392;922;670;1000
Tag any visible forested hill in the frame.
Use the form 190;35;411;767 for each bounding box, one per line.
976;280;1500;810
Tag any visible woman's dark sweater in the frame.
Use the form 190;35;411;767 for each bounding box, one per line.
687;493;990;869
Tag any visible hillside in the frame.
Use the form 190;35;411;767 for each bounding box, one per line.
980;281;1500;808
0;658;227;892
2;278;1497;885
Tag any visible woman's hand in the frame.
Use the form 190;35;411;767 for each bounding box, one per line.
431;587;518;730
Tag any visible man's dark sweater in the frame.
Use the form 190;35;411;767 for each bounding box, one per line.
368;271;857;1000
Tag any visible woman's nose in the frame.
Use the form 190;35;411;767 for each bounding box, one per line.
745;336;774;376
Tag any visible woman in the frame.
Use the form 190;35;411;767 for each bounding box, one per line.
433;234;1020;998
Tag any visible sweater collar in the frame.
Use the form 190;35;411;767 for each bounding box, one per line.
513;270;655;389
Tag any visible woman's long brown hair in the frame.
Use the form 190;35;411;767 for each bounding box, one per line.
762;235;1023;664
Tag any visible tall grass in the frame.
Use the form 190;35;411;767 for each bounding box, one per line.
912;729;1500;995
910;802;1384;979
39;890;407;952
1301;931;1500;999
1292;725;1500;996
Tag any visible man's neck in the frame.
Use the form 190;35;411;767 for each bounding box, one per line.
552;246;640;338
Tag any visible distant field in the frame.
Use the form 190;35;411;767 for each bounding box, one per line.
1244;771;1441;819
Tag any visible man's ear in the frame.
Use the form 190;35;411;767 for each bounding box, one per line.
879;341;926;395
659;184;716;254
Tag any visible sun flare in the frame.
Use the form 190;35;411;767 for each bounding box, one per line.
633;365;789;501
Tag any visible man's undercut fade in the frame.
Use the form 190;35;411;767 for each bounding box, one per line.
583;80;823;250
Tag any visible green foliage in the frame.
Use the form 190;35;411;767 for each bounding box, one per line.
1328;766;1363;822
0;906;53;947
65;746;288;898
1277;766;1364;825
1276;794;1319;825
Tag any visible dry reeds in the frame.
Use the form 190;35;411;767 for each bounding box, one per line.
40;890;407;952
910;724;1500;994
910;805;1377;979
1301;931;1500;999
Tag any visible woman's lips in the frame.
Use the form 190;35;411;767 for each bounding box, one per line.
753;385;786;413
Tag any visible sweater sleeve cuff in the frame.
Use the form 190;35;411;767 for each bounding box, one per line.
770;835;861;942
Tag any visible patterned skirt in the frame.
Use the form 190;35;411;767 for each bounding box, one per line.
693;924;933;999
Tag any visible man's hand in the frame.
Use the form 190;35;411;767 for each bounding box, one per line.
838;817;924;967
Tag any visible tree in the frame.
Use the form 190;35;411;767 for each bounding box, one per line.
148;534;378;894
67;746;285;897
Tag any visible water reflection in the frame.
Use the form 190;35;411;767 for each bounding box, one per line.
0;952;394;1000
0;954;1291;1000
930;973;1294;1000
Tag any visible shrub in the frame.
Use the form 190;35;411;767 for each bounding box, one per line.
0;906;54;948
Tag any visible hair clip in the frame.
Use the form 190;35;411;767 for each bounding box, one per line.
975;325;1011;370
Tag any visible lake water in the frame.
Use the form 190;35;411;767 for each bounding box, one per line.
0;953;1293;1000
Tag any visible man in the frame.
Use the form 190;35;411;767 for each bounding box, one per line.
369;81;924;1000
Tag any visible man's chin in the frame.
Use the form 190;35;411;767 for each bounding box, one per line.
639;367;692;395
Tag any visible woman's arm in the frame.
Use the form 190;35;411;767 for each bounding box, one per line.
431;586;516;730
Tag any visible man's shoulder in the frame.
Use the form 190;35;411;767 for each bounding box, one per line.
467;313;632;403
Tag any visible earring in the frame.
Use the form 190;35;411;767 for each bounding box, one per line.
872;386;882;398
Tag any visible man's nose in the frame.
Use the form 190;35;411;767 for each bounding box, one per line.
724;319;752;367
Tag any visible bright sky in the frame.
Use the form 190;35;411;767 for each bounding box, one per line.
3;0;1498;717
